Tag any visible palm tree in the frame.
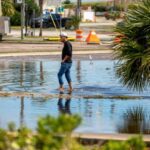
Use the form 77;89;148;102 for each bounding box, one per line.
1;0;15;16
63;0;74;17
115;0;150;91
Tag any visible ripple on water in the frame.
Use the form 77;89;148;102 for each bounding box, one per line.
0;60;149;133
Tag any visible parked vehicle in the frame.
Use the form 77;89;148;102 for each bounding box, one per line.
0;17;10;41
30;14;70;28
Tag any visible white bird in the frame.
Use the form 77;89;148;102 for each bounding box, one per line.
89;55;93;64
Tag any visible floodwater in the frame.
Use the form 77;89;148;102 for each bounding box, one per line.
0;60;149;134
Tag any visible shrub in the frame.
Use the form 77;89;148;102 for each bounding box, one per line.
0;115;147;150
10;11;21;26
65;15;81;30
102;136;145;150
104;11;121;20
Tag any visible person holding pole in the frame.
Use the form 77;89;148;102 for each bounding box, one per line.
58;32;73;92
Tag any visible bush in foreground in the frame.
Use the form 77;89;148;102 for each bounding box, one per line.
0;115;146;150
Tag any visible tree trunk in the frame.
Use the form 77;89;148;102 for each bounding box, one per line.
0;0;2;16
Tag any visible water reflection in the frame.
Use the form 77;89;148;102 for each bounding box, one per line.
57;92;72;115
118;106;150;134
0;60;150;133
20;63;24;86
76;61;81;84
40;61;44;85
110;101;115;115
20;96;24;127
0;60;149;96
0;61;47;91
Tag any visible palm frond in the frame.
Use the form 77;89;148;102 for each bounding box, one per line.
114;0;150;91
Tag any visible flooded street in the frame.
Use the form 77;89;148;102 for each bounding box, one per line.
0;60;149;134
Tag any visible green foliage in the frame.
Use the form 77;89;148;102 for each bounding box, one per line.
62;0;74;9
114;0;150;91
65;15;81;30
83;2;122;13
0;115;82;150
105;11;120;20
35;115;81;150
63;3;75;9
25;0;40;17
0;115;147;150
82;2;107;7
0;129;8;149
92;5;106;12
102;141;130;150
10;0;40;26
127;136;146;150
1;0;15;16
102;136;145;150
10;11;21;26
63;0;72;5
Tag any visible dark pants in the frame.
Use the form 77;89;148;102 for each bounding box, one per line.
58;62;72;85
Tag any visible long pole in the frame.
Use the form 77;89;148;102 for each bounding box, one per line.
21;0;25;40
59;0;62;34
33;9;35;36
25;4;28;36
39;0;43;37
77;0;81;19
0;0;2;16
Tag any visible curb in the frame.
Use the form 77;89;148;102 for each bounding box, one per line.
0;50;113;57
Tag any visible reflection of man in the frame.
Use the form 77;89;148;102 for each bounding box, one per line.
58;92;72;115
58;32;73;92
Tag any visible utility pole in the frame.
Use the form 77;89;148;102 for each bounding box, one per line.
21;0;25;40
59;0;62;34
113;0;116;11
39;0;43;37
25;4;28;36
0;0;2;16
77;0;81;19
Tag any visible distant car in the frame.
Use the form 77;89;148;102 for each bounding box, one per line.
30;14;70;28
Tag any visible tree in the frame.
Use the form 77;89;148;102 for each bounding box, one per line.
62;0;74;17
25;0;40;18
10;0;39;26
115;0;150;91
63;0;74;9
0;0;2;16
1;0;15;16
63;0;71;5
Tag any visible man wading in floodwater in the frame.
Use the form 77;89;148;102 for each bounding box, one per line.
58;32;73;92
